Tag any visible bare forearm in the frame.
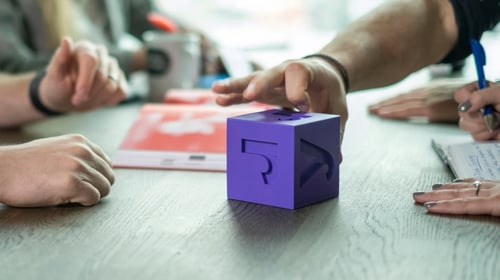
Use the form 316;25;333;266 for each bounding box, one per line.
0;73;46;128
321;0;458;92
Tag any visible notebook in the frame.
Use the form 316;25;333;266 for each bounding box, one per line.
431;138;500;180
113;90;273;171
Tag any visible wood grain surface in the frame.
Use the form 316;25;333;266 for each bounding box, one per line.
1;85;499;280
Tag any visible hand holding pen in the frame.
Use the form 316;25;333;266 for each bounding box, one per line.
456;81;500;137
465;39;500;133
454;41;500;140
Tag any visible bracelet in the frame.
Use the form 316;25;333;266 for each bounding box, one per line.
303;53;350;93
29;69;64;116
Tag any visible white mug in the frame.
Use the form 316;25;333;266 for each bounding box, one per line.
143;31;201;102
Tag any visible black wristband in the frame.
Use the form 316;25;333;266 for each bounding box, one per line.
29;69;64;116
303;53;350;93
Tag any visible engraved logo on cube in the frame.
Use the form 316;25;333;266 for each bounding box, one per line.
272;111;311;121
241;139;278;185
241;137;335;187
300;139;335;187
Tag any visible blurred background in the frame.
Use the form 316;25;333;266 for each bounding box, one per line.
155;0;386;67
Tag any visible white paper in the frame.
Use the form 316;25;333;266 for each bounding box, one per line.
433;139;500;180
447;142;500;180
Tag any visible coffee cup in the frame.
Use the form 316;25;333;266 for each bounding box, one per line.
143;31;201;102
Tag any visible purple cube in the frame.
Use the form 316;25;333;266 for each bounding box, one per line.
227;109;340;209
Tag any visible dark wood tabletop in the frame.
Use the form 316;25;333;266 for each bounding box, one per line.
1;82;499;280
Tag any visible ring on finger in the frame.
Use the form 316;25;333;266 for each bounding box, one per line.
473;180;481;196
106;58;120;82
107;74;118;82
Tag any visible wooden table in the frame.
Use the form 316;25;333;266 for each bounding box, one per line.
1;81;499;280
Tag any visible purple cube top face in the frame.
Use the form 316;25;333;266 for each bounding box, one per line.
227;109;340;209
230;109;316;124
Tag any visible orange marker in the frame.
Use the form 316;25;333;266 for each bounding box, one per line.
147;12;179;33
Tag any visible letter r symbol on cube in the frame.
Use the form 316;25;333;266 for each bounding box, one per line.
241;139;277;184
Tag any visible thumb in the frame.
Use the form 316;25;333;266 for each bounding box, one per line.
47;37;73;75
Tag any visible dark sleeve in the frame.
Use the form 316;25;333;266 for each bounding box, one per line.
0;0;51;73
125;0;156;39
442;0;500;63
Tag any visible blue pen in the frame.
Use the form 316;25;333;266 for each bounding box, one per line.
469;39;495;132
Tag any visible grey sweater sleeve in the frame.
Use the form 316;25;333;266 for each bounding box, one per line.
0;0;51;73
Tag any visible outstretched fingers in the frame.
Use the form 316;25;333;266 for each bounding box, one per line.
423;197;500;216
413;180;500;216
212;75;256;106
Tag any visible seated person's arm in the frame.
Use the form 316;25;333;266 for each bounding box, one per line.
0;38;128;128
320;0;458;92
0;134;114;207
212;0;459;146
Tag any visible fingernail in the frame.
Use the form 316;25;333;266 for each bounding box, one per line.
413;192;426;196
458;100;472;112
424;202;438;209
296;103;309;112
432;184;443;190
453;178;464;183
377;109;388;115
246;82;255;93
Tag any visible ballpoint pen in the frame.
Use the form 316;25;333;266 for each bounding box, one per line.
469;39;497;132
